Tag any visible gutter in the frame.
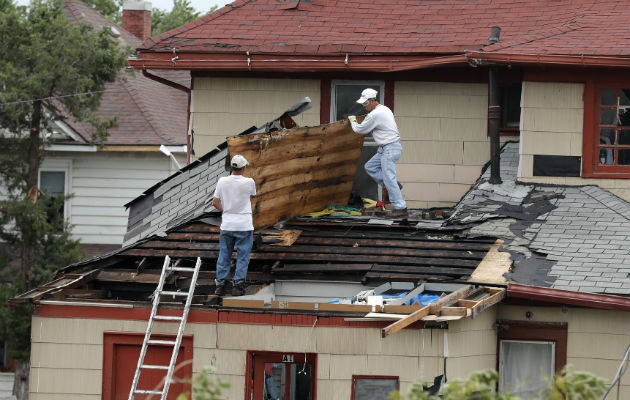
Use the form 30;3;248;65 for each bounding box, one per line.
129;53;468;72
139;69;193;163
466;51;629;68
507;283;630;312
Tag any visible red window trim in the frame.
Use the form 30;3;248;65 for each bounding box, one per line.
582;77;630;179
351;375;400;400
495;320;567;374
102;331;193;400
244;350;318;400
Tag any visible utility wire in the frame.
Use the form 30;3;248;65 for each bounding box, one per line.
0;90;106;106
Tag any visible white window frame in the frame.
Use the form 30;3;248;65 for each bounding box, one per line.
498;339;555;396
38;158;72;221
331;80;385;146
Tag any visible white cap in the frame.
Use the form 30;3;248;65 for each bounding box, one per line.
231;154;249;168
356;88;378;104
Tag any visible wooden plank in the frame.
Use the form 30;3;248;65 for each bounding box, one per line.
363;272;456;281
470;288;506;317
266;229;302;246
439;307;469;317
228;119;364;230
469;239;510;284
96;270;162;284
291;234;494;251
381;285;472;338
257;244;486;260
371;264;478;275
222;299;265;308
276;264;373;272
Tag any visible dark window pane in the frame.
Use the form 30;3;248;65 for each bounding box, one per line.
601;89;617;106
619;149;630;165
335;85;370;121
618;109;630;126
619;129;630;145
600;109;617;125
501;83;521;128
40;171;65;196
620;89;630;106
599;148;614;165
600;128;615;145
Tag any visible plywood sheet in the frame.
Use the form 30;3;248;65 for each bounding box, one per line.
227;119;364;230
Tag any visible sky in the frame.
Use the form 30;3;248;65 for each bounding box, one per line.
14;0;233;14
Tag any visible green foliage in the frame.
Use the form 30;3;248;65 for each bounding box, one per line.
544;365;607;400
390;368;606;400
0;0;126;361
176;366;231;400
152;0;214;36
82;0;122;24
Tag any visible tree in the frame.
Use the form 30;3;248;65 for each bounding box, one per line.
0;0;128;397
152;0;214;36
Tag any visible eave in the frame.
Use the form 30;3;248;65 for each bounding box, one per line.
507;283;630;312
129;52;468;73
466;51;630;69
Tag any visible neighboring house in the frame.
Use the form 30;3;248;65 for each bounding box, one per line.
12;123;630;399
9;1;630;399
44;0;189;254
129;0;629;208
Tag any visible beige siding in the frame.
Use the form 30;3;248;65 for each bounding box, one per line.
30;307;500;399
518;81;630;200
191;77;321;154
497;305;630;399
395;81;517;208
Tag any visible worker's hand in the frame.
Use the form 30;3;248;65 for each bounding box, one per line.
348;115;357;123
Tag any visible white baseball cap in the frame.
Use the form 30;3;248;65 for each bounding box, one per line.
356;88;378;104
230;154;249;168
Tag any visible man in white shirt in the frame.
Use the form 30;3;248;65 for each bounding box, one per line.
348;88;407;216
212;154;257;296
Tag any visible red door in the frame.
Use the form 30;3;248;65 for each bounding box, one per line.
103;332;193;400
246;351;316;400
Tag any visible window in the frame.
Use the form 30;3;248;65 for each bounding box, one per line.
245;351;316;400
352;375;399;400
39;160;71;221
102;332;193;400
501;82;522;134
496;320;567;399
583;78;630;178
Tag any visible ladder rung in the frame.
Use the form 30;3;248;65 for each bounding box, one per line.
169;267;196;272
142;364;169;370
160;291;188;296
135;389;163;395
148;340;177;346
154;315;183;321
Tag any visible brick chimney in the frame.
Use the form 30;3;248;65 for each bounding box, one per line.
122;0;152;41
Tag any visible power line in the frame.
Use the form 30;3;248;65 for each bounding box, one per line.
0;90;107;106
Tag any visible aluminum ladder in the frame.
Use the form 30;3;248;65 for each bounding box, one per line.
128;255;202;400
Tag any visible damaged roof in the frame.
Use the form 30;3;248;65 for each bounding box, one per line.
449;142;630;296
131;0;629;71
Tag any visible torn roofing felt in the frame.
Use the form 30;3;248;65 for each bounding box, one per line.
448;142;630;296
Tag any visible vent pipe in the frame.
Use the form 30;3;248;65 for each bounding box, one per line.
488;26;502;184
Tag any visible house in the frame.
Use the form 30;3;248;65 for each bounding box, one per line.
13;121;630;399
10;0;630;398
0;0;188;393
43;0;189;255
128;0;630;207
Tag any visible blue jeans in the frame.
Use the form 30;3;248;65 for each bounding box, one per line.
364;140;406;209
216;230;253;282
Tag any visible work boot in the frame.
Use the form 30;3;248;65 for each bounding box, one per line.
384;203;408;217
214;279;226;296
231;280;246;296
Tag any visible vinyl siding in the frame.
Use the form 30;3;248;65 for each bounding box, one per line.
41;151;176;245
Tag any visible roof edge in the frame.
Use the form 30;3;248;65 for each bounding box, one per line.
129;53;467;72
466;51;630;68
507;283;630;312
